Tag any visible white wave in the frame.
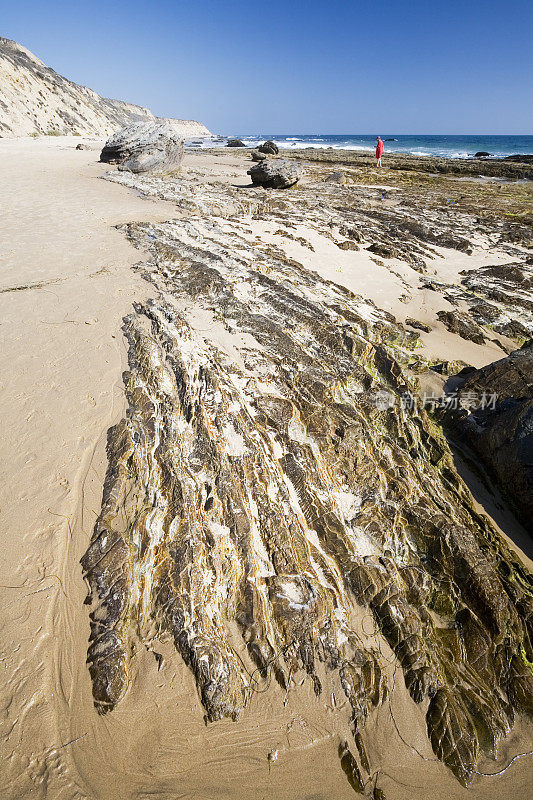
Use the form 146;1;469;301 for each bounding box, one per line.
199;136;532;160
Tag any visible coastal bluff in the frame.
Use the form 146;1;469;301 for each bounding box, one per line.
0;37;211;138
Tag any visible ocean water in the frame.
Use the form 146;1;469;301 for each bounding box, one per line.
191;134;533;159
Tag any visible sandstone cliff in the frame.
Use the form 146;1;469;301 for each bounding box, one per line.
0;37;211;138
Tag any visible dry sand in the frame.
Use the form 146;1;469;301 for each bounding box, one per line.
0;137;531;800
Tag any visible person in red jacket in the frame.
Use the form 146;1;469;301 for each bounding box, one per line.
375;136;384;167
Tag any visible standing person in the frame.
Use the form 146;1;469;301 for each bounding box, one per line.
375;136;384;167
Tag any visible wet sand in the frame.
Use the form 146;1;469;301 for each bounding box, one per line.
0;138;531;800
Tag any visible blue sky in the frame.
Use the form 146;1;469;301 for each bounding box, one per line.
2;0;532;134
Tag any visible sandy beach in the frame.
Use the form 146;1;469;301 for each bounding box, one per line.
1;136;532;800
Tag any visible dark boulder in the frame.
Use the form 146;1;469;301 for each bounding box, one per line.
257;140;279;155
100;120;184;174
227;138;246;147
474;151;491;158
451;344;533;534
247;159;303;189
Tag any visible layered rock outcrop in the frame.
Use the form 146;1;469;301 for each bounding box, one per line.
82;165;533;790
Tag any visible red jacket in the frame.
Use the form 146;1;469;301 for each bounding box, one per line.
376;139;384;157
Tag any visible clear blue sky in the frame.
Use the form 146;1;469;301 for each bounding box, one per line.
3;0;532;134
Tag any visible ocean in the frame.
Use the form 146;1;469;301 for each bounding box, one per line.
193;134;533;159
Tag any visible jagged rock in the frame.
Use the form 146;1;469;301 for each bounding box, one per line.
437;310;486;344
257;140;279;155
339;226;362;242
451;344;533;534
366;243;398;259
419;262;532;345
75;143;90;150
430;360;474;376
99;121;184;174
339;742;365;793
405;317;431;333
251;149;268;162
337;240;359;250
227;138;246;147
247;159;302;189
427;688;478;786
474;151;491;158
460;262;533;342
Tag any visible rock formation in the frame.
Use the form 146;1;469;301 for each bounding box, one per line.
283;146;533;180
227;138;246;147
251;149;268;161
258;140;280;154
247;159;303;188
437;310;486;344
325;171;347;184
0;37;211;138
82;162;533;790
450;344;533;534
422;262;532;346
100;120;184;174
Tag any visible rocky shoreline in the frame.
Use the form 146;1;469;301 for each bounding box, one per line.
286;148;533;180
216;145;533;180
77;130;533;797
